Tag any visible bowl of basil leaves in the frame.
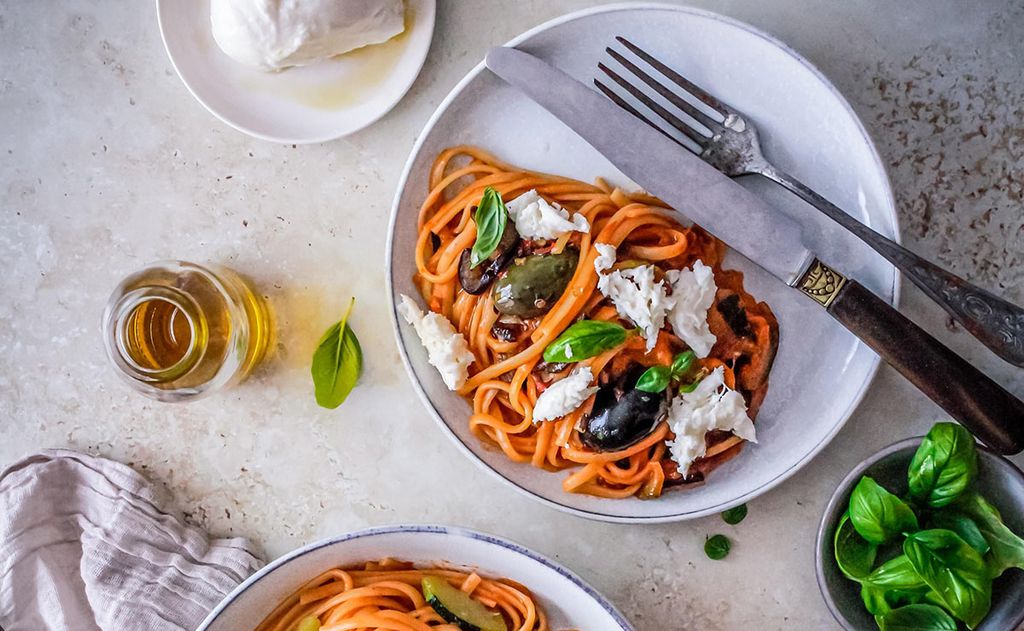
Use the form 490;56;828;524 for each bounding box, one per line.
816;422;1024;630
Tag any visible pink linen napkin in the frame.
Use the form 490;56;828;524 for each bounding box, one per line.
0;449;263;631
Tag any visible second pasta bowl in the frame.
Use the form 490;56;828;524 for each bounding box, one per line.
195;525;632;631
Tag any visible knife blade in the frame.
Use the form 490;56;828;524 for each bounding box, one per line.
486;46;814;286
484;45;1024;454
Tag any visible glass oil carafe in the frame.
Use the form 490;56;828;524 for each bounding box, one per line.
102;261;271;401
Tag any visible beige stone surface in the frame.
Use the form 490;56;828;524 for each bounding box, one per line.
2;1;1022;629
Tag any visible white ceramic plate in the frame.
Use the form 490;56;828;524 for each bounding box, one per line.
157;0;435;143
387;3;899;522
196;525;633;631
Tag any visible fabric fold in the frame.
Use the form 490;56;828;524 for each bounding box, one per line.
0;449;263;631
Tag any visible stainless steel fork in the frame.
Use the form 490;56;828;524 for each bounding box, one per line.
596;36;1024;367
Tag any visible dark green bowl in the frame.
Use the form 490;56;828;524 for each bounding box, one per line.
815;437;1024;630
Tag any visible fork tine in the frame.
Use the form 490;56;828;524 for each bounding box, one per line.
615;36;735;119
605;47;722;134
597;62;710;147
593;78;697;153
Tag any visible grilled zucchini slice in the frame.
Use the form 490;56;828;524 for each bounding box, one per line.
422;575;507;631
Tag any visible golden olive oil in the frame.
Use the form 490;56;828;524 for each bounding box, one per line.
121;297;193;371
103;261;271;401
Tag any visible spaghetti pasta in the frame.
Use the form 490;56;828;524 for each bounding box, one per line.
411;146;779;499
255;559;548;631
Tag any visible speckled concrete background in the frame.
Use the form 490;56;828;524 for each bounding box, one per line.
1;1;1022;629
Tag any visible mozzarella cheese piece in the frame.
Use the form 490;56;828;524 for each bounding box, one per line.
593;242;617;282
592;243;671;351
532;366;598;422
398;294;474;391
211;0;405;71
665;366;756;475
665;260;718;358
505;190;590;240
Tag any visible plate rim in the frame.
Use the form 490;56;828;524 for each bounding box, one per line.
385;1;901;523
155;0;437;144
194;523;634;631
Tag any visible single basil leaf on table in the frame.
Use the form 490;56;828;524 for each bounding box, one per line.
876;604;957;631
635;365;671;393
955;491;1024;578
470;187;508;268
311;298;363;409
927;510;990;556
721;503;747;525
542;320;628;363
704;534;730;560
903;529;992;628
908;422;978;508
834;512;877;580
849;476;919;544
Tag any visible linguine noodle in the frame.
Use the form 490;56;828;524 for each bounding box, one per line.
412;146;778;499
255;559;547;631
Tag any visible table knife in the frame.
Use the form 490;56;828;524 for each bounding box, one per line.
485;46;1024;454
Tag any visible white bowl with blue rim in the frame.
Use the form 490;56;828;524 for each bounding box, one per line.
196;524;634;630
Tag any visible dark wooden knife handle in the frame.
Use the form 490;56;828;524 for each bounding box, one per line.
825;279;1024;454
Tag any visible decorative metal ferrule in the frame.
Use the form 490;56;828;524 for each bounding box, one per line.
796;259;847;308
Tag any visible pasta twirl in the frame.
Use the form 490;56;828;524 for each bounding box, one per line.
255;559;547;631
412;146;779;499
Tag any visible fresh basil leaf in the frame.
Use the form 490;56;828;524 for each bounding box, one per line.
865;555;929;591
835;512;878;580
876;604;957;631
670;350;696;380
908;422;978;508
862;584;933;616
927;510;990;556
721;503;747;525
956;491;1024;578
862;584;894;616
470;187;508;268
636;365;671;393
859;554;933;616
920;590;947;611
904;529;992;628
704;534;730;560
542;320;628;363
852;545;943;622
311;299;363;409
677;374;704;393
917;590;946;610
849;476;920;544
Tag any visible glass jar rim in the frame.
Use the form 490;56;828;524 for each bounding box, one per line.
109;286;203;382
101;260;263;402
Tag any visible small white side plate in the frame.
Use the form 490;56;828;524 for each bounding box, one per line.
157;0;435;143
196;525;633;631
